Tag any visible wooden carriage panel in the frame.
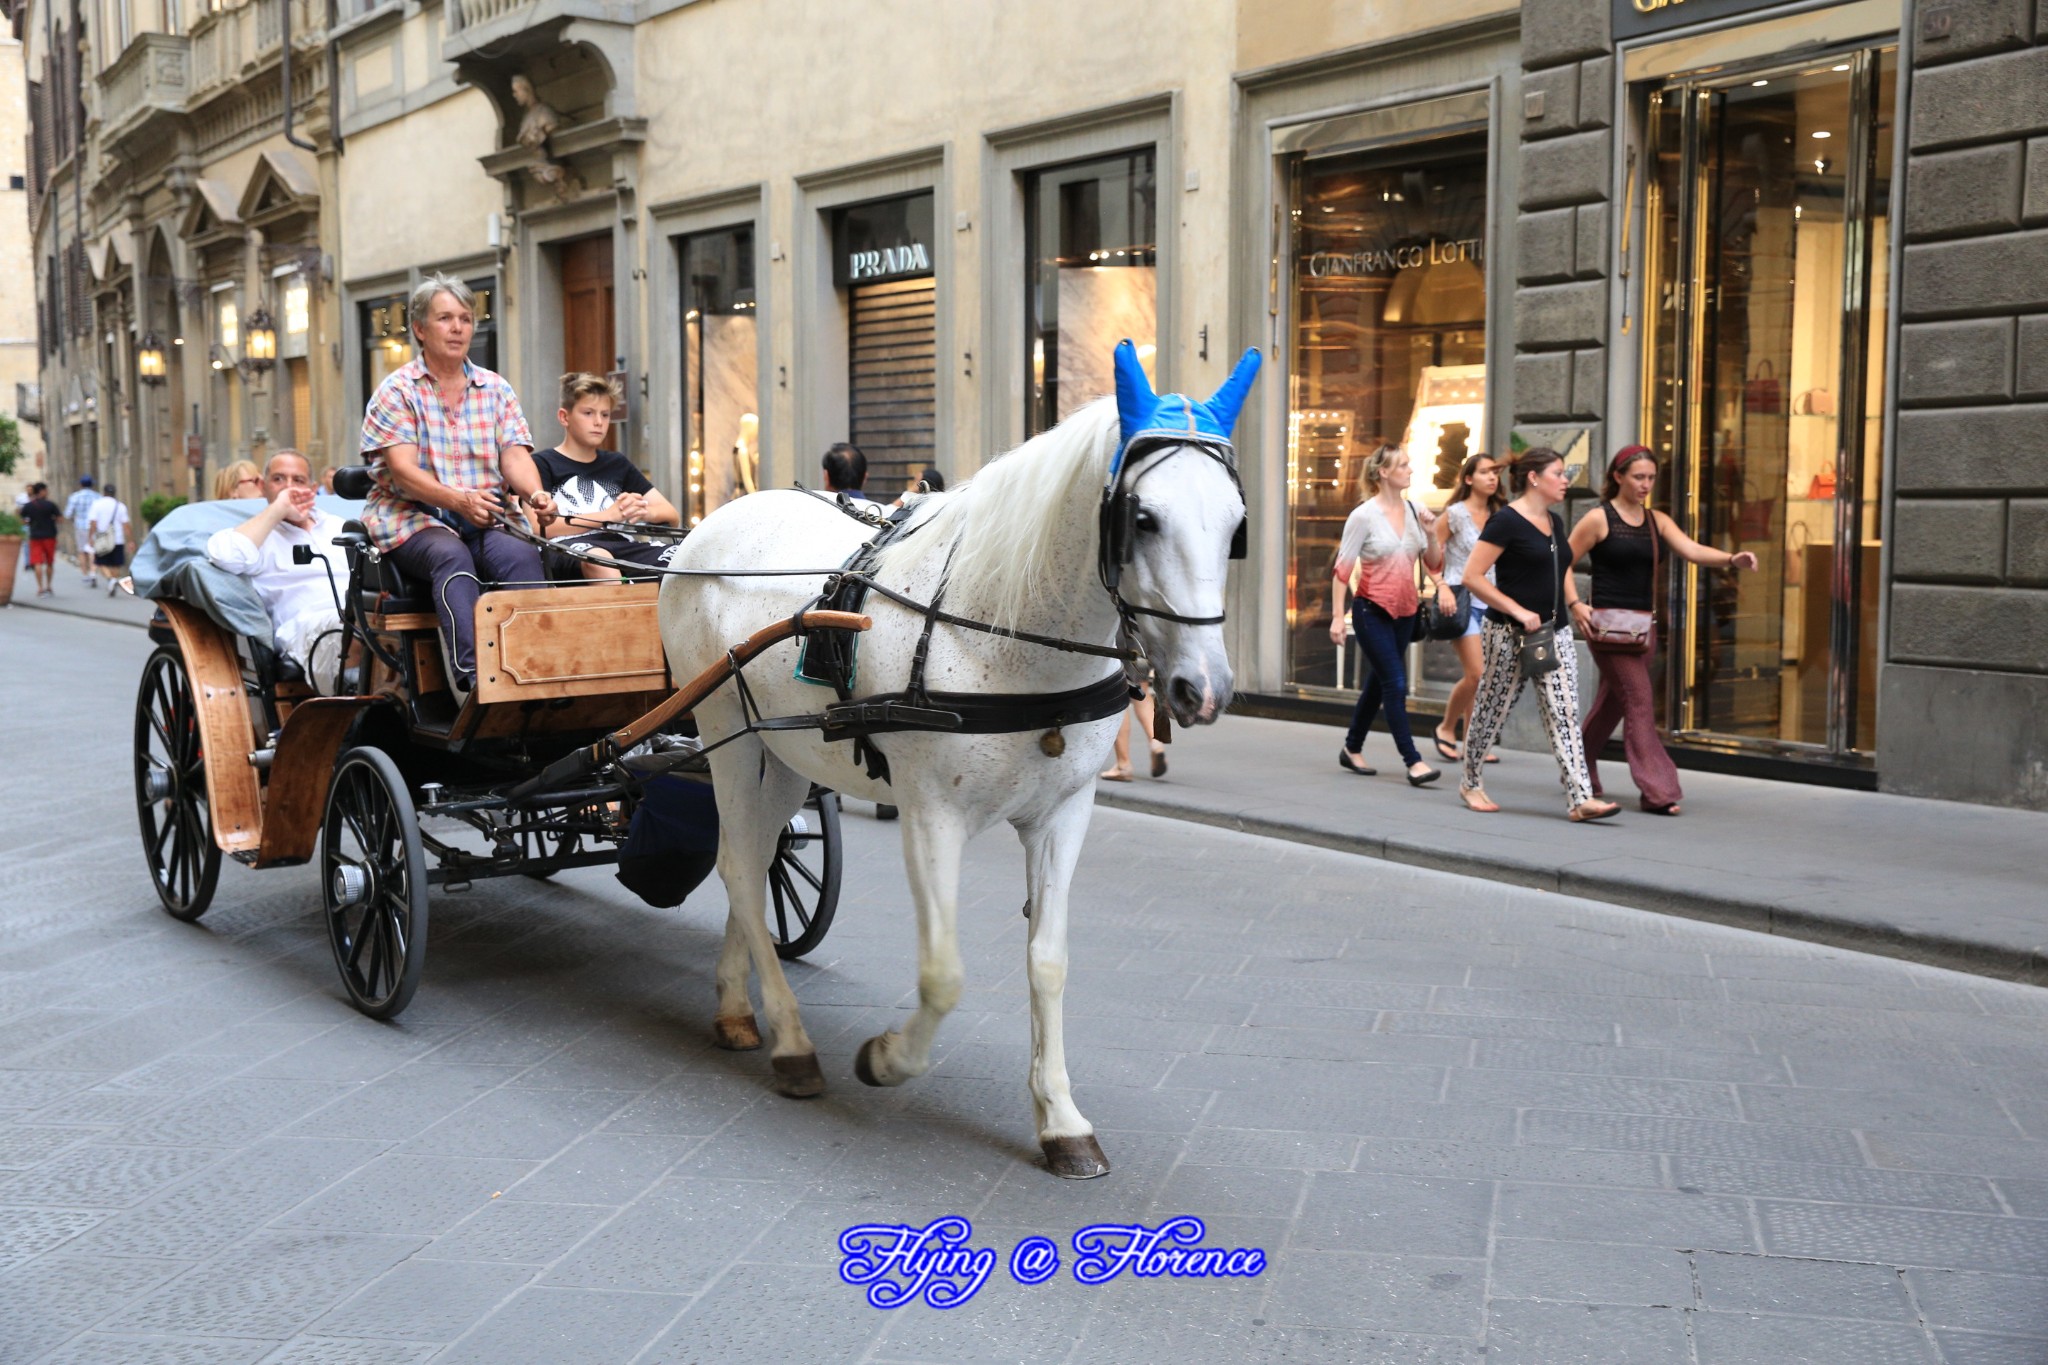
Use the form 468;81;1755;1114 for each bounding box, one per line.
157;600;263;854
474;584;671;705
254;698;386;868
463;690;672;739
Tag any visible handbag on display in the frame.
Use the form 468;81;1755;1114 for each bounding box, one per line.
1807;463;1838;500
1794;388;1836;416
1744;359;1783;414
1584;506;1656;655
1735;489;1775;542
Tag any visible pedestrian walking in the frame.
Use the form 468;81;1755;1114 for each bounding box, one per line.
87;484;132;595
1456;447;1618;821
213;460;263;501
21;483;61;597
1099;677;1167;781
64;474;98;585
1329;443;1442;786
1568;445;1757;816
1429;452;1504;766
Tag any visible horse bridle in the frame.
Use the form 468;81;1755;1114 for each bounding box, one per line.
1097;439;1248;629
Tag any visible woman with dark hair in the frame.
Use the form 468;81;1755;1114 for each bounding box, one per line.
1456;447;1617;821
1569;444;1757;815
1329;443;1442;786
1429;452;1504;764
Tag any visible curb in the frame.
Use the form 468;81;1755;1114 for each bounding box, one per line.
1093;786;2047;987
7;596;152;630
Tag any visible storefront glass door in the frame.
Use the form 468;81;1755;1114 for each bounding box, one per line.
1642;48;1893;757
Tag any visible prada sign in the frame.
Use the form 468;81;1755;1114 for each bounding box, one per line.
833;192;937;287
1613;0;1802;40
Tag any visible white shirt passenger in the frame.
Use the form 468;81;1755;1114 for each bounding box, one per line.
205;510;350;665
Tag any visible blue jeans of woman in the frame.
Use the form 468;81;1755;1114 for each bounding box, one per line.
1345;600;1422;766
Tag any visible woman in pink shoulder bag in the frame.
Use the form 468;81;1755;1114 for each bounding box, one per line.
1568;445;1756;816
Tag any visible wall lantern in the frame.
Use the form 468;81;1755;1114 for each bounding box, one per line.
244;307;278;373
136;333;169;386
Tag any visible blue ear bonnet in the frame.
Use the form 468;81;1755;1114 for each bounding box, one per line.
1110;340;1262;479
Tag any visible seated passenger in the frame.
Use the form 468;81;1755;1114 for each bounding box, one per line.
359;273;554;695
534;372;683;581
204;450;350;692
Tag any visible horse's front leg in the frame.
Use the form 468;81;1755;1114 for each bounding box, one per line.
854;802;965;1089
1018;786;1108;1178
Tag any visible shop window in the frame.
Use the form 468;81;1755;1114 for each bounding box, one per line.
359;293;412;397
679;225;756;527
1024;149;1157;435
1285;141;1488;694
466;277;497;375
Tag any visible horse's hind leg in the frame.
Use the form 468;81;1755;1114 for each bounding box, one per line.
1018;787;1108;1178
707;737;821;1096
854;803;965;1089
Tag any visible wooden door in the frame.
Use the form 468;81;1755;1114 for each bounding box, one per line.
561;234;616;378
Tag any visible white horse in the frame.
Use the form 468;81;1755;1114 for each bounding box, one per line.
656;344;1259;1177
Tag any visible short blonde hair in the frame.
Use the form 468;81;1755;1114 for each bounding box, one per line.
213;459;260;501
558;371;620;413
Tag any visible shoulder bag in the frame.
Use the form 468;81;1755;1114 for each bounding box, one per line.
1410;501;1470;642
90;516;119;558
1517;510;1565;677
1583;505;1656;655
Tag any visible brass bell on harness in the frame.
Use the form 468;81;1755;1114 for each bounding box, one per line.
1039;727;1066;758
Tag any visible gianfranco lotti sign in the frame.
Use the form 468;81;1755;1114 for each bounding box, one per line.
1612;0;1811;40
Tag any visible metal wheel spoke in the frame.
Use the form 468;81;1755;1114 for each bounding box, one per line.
344;906;374;972
382;896;409;964
361;912;387;997
780;850;825;894
769;870;793;943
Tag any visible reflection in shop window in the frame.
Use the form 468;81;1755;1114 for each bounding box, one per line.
1025;149;1156;436
1286;143;1488;695
680;226;757;527
359;295;412;397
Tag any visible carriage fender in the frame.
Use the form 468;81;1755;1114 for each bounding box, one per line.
253;697;400;869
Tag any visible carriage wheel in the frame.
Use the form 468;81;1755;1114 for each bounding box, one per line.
134;647;222;922
321;747;429;1019
770;789;842;960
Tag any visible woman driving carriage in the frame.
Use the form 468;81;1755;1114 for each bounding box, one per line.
358;274;556;695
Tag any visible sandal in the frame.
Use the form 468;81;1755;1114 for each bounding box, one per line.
1639;799;1682;816
1150;750;1168;779
1099;766;1134;783
1338;749;1376;776
1569;800;1622;823
1458;785;1499;813
1432;729;1462;762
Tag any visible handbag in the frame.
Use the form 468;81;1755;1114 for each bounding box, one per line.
1583;506;1656;655
91;521;118;557
1516;511;1564;677
1744;359;1782;414
1806;463;1837;500
1410;501;1470;642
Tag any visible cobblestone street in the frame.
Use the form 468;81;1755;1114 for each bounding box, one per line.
3;607;2046;1363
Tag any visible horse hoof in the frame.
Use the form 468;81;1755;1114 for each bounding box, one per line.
854;1035;892;1088
1041;1134;1111;1180
712;1013;762;1051
770;1053;825;1098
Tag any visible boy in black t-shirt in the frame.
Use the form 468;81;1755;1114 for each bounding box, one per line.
532;373;684;580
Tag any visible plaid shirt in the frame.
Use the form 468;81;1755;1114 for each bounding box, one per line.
358;357;533;549
64;488;98;526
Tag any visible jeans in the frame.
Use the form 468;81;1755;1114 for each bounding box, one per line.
386;522;545;686
1345;600;1423;767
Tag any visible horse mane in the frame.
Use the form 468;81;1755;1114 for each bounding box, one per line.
873;398;1119;634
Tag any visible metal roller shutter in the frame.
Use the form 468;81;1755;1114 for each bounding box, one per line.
848;275;935;498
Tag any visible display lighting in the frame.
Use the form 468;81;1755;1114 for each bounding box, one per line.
243;308;278;374
1811;130;1832;139
136;333;168;386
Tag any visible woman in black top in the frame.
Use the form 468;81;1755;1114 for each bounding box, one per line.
1568;445;1756;815
1456;448;1617;821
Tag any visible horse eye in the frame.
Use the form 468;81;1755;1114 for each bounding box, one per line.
1134;509;1159;534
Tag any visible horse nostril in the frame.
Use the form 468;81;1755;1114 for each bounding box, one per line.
1169;676;1203;716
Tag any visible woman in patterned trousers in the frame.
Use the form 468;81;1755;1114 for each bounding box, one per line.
1454;448;1619;822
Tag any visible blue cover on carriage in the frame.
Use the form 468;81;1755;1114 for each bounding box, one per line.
131;496;366;641
615;775;720;909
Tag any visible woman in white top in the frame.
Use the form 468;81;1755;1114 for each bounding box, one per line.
1428;452;1504;764
1328;444;1443;786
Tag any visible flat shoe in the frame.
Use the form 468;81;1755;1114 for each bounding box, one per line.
1099;767;1133;783
1458;785;1499;813
1150;750;1168;779
1570;800;1622;822
1407;765;1441;787
1338;749;1376;776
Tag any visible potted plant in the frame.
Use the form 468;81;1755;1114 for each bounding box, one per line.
140;491;187;529
0;507;23;606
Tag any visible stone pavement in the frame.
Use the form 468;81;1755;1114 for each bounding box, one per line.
4;607;2048;1363
1096;712;2048;985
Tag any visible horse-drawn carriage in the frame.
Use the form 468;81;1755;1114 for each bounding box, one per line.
132;478;864;1021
